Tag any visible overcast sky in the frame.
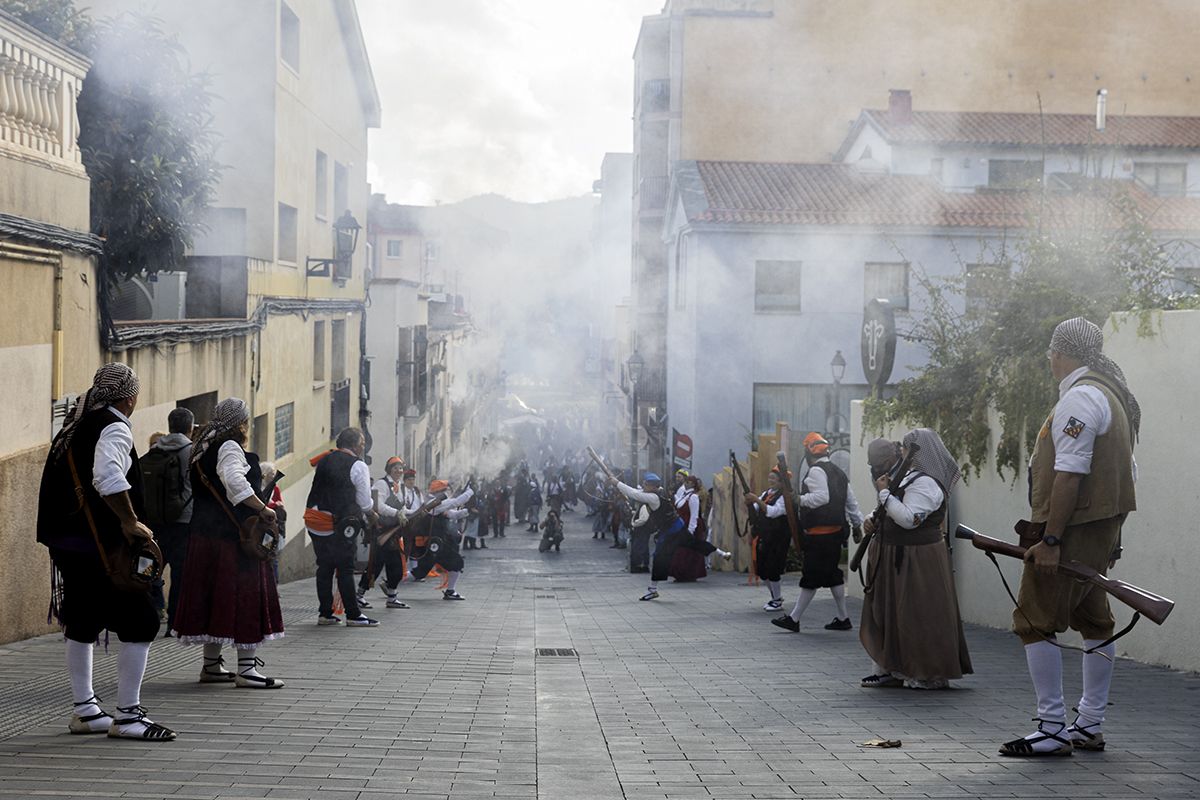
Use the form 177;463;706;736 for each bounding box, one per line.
357;0;662;206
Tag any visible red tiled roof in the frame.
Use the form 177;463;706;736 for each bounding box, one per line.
691;161;1200;231
861;109;1200;149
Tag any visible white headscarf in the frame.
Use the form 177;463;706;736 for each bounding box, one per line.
190;398;250;464
902;428;961;493
51;363;140;458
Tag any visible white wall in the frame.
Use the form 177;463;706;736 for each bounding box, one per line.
668;224;1001;480
849;309;1200;672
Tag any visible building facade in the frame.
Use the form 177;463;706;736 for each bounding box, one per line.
86;0;380;581
664;100;1200;480
632;0;1200;477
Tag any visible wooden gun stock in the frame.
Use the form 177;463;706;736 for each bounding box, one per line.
849;444;920;573
954;525;1174;626
729;451;752;539
776;451;804;556
379;493;446;548
585;446;617;483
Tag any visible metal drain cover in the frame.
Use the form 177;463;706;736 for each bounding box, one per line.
536;648;578;658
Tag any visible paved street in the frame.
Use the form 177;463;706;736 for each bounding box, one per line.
0;513;1197;800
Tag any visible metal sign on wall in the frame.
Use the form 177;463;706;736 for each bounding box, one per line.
861;298;897;394
672;429;693;470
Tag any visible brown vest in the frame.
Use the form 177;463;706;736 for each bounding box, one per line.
1030;371;1136;526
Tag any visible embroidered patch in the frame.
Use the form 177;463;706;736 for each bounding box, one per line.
1062;417;1086;439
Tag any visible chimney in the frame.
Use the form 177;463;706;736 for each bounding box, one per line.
888;89;912;124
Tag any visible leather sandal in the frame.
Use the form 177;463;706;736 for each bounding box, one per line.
108;706;177;741
69;695;112;734
999;718;1073;757
1067;718;1106;751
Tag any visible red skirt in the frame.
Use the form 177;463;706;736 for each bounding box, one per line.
172;534;284;649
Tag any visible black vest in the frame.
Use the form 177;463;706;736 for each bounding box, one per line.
37;408;143;553
647;488;681;535
752;490;788;538
306;450;361;520
190;440;263;541
801;461;849;530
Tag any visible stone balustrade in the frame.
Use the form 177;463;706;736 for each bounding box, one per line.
0;12;88;174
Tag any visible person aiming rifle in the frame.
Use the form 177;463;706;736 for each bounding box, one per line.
854;430;972;689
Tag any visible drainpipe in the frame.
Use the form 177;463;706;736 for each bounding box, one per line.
52;257;64;400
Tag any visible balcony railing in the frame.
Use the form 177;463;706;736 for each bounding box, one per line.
0;12;88;173
639;176;669;212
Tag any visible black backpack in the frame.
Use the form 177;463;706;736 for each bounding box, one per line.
140;448;189;527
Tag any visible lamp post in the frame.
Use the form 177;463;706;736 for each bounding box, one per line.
627;350;644;485
830;350;847;448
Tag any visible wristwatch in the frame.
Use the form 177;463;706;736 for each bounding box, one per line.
1043;534;1062;547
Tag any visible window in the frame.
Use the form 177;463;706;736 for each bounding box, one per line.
333;161;348;217
424;240;440;261
965;264;1009;314
331;319;346;382
274;403;294;459
314;150;328;219
277;203;297;264
280;2;300;72
864;262;909;310
987;159;1043;190
1134;162;1187;197
752;383;870;436
313;321;325;382
754;260;802;312
386;239;403;258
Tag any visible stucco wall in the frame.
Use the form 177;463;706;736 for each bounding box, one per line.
848;309;1200;672
667;225;1001;480
678;0;1200;164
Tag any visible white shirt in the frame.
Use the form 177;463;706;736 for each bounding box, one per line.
1051;366;1112;475
92;406;134;497
350;461;373;512
878;473;944;530
756;490;787;519
216;440;255;506
631;504;650;528
798;459;865;526
675;489;700;533
373;477;402;521
616;481;659;509
433;487;474;518
399;483;424;515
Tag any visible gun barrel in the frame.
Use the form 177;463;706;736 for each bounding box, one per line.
954;524;979;541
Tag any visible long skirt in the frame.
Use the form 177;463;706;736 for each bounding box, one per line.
669;522;709;582
173;534;284;649
859;538;972;683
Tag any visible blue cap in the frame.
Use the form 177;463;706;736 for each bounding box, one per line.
642;472;661;483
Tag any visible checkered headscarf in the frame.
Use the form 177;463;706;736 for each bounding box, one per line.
902;428;961;493
191;398;250;464
50;363;140;458
1050;317;1141;437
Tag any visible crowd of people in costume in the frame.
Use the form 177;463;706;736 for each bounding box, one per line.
37;317;1140;759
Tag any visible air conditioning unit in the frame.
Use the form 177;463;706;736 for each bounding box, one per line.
147;271;187;319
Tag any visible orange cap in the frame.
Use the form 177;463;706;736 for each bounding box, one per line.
803;432;830;456
429;479;449;493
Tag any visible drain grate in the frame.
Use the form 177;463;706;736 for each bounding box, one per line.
535;594;557;599
536;648;578;658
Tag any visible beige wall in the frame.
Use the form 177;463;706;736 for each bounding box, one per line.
678;0;1200;163
848;310;1200;672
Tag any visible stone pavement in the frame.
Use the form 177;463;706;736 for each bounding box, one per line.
0;513;1197;800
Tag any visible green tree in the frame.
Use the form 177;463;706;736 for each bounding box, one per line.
0;0;93;51
76;13;221;290
864;181;1197;480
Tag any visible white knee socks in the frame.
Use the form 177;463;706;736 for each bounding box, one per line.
831;584;849;620
1078;639;1116;727
446;571;461;592
1025;640;1066;723
767;580;781;601
116;641;151;710
789;588;817;622
237;647;265;680
66;640;98;715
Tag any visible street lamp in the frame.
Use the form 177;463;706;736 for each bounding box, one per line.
627;350;644;485
307;210;362;279
829;350;847;448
